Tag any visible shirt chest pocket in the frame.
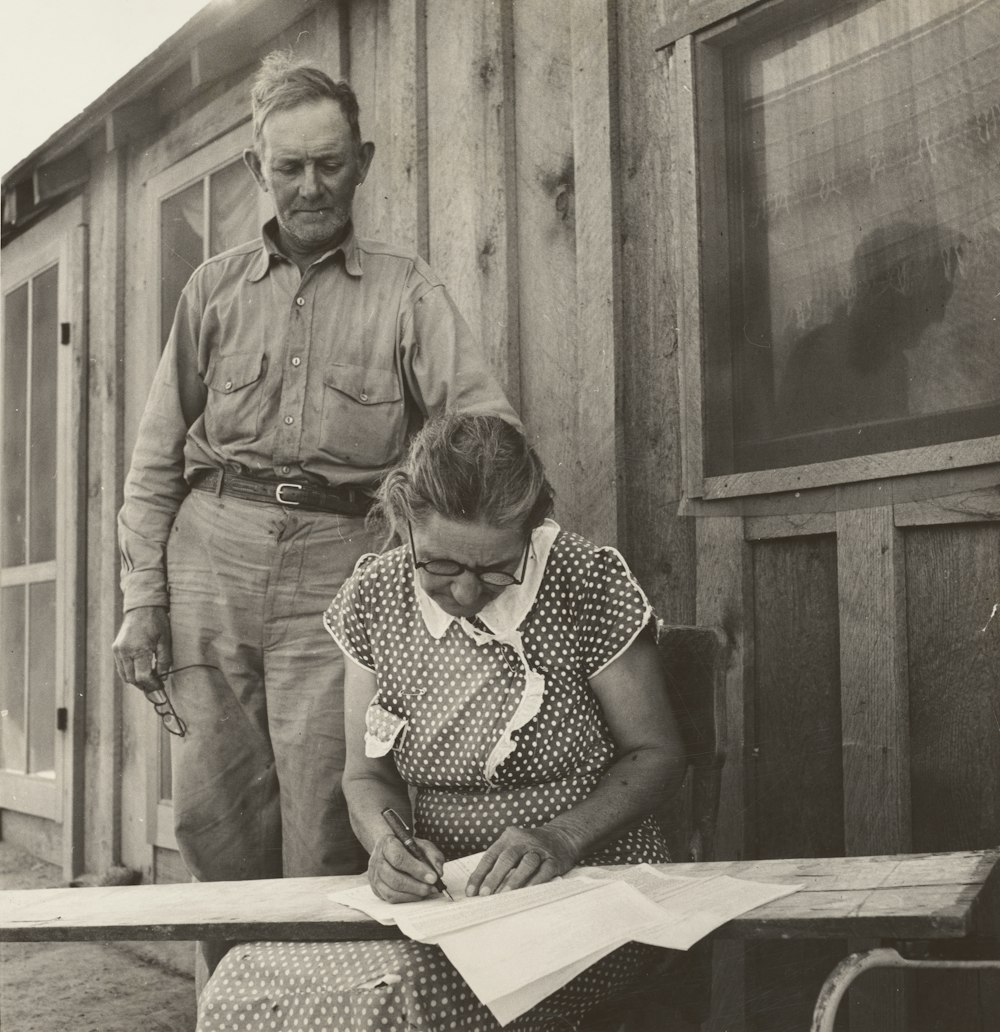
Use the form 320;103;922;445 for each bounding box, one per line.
203;352;267;445
319;363;404;468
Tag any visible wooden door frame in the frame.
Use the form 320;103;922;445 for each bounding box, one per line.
0;195;88;879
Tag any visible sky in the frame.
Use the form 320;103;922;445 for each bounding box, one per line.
1;0;216;175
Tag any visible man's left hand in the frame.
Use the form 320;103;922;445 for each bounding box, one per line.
465;825;578;897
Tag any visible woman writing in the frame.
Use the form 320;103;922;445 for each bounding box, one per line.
199;413;686;1031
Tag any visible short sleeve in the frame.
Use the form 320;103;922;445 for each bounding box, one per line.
576;547;654;679
323;553;380;670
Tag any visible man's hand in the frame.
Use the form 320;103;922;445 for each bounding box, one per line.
367;833;446;904
112;606;173;692
466;825;579;897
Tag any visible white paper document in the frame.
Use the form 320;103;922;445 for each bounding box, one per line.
328;853;486;926
329;857;803;1027
327;853;601;940
574;864;802;950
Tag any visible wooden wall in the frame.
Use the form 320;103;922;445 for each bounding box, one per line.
348;0;695;615
696;490;1000;1031
23;0;993;1027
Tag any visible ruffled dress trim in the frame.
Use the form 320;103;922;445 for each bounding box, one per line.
414;520;560;785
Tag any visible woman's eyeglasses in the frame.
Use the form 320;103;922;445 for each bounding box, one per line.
407;523;530;587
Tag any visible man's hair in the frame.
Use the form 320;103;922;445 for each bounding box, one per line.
250;50;362;148
374;414;554;538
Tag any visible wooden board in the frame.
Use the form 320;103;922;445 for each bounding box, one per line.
907;522;1000;854
752;535;843;859
3;850;997;944
86;151;127;878
836;504;912;1032
349;0;424;253
615;0;696;617
568;0;622;547
509;1;581;536
748;534;848;1031
836;503;911;855
425;0;519;405
0;874;398;944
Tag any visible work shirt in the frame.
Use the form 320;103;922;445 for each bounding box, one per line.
118;219;518;612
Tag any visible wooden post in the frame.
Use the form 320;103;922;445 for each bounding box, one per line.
696;514;751;1032
63;221;89;881
86;149;129;873
837;499;911;1032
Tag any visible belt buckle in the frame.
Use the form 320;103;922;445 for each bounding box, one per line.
275;482;303;506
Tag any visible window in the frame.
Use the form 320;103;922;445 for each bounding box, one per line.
158;156;260;348
675;0;999;496
1;267;58;783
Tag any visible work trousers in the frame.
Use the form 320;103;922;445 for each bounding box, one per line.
164;489;375;880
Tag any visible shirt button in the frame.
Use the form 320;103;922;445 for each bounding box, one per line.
291;356;301;367
281;465;291;475
295;297;305;307
359;392;369;402
284;416;294;425
224;381;233;391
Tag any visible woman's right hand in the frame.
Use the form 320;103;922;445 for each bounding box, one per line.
367;833;446;903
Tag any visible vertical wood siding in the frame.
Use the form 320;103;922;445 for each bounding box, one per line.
752;535;843;860
907;521;1000;853
349;0;694;562
425;0;519;404
748;534;846;1032
617;2;695;618
906;522;1000;1032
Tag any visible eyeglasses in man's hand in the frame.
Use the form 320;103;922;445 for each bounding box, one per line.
142;663;216;737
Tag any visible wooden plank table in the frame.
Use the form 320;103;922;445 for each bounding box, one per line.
3;849;997;945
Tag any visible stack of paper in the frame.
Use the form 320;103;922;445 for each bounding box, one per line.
328;857;800;1026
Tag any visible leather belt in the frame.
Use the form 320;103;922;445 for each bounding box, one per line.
190;469;373;517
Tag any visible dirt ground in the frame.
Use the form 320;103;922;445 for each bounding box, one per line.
0;842;197;1032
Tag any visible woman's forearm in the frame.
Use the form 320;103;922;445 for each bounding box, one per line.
343;769;413;853
543;743;684;861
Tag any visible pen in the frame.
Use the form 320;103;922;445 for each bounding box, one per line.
381;807;454;901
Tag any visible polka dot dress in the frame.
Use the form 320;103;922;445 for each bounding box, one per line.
198;527;671;1032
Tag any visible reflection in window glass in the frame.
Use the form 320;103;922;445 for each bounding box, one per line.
2;284;28;568
716;0;1000;474
210;159;257;255
159;158;259;351
0;586;27;772
29;266;58;564
27;581;56;776
160;181;204;348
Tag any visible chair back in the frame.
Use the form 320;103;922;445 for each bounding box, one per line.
580;622;730;1032
656;621;729;862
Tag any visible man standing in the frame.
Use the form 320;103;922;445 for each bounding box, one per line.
112;51;517;965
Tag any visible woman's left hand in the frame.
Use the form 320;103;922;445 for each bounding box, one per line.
465;825;579;897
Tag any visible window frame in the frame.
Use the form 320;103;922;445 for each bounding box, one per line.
670;0;1000;502
140;126;269;851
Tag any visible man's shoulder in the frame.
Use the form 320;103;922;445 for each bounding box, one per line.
354;237;443;290
189;237;264;282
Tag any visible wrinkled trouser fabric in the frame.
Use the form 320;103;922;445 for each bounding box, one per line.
164;490;376;979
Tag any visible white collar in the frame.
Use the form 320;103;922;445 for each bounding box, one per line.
414;519;560;642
